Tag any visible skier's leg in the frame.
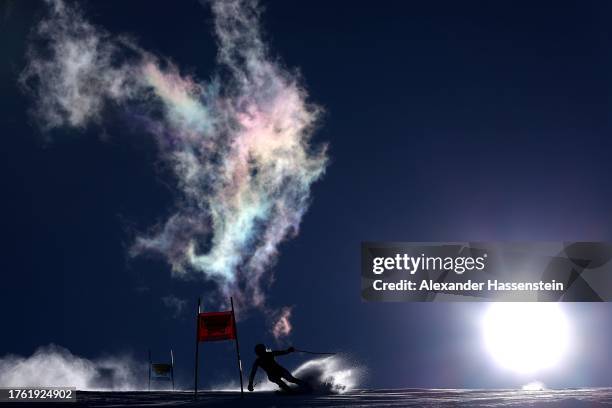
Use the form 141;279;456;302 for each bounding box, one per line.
280;368;307;387
269;376;292;392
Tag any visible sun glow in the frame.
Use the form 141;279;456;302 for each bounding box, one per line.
483;303;570;374
522;381;546;391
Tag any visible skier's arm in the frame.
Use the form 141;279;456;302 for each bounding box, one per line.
248;360;259;391
272;346;295;356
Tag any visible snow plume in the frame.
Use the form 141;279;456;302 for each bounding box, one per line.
21;0;328;334
0;345;145;390
292;357;361;394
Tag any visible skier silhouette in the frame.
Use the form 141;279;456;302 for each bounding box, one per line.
247;344;307;392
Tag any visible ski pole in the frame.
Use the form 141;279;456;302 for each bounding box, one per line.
294;348;337;355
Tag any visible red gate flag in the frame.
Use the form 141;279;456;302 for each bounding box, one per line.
197;311;236;342
194;299;244;397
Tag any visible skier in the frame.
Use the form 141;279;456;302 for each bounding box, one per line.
247;344;307;392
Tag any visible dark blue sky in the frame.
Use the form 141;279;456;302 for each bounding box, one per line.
1;0;612;389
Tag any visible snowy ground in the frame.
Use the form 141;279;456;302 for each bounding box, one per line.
14;388;611;407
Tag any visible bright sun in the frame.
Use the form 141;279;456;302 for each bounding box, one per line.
482;303;570;374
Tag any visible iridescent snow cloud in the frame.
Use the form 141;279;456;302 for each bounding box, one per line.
272;307;293;340
21;0;327;335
